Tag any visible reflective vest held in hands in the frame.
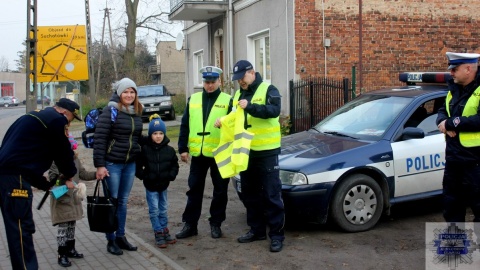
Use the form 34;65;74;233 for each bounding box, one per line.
213;105;254;178
188;92;231;157
233;82;281;150
445;86;480;147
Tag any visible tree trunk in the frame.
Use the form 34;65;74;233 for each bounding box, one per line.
124;0;139;73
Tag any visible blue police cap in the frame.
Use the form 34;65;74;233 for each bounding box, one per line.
199;66;222;81
446;52;480;70
232;60;254;81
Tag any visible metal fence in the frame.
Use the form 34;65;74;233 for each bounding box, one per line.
289;77;351;134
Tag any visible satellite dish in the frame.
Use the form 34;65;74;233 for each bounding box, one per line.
175;32;184;51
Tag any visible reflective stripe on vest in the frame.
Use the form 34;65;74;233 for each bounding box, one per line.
233;82;281;150
213;104;254;178
445;86;480;147
188;92;231;157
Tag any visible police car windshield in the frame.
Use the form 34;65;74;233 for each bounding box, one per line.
137;85;165;97
315;95;411;141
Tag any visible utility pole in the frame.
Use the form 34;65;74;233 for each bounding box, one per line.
85;0;97;106
106;7;118;80
26;0;37;112
96;8;108;95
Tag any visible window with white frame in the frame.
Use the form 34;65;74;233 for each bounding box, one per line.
247;31;270;83
194;50;204;86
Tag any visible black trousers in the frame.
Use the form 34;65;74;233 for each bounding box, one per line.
443;161;480;222
240;155;285;241
0;174;38;270
182;155;230;226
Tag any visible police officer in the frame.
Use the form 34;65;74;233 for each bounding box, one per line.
437;52;480;224
176;66;232;239
0;98;80;269
230;60;285;252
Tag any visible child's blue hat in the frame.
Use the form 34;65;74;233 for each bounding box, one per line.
148;114;166;137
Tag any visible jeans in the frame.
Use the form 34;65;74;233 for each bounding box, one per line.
145;189;168;232
104;161;136;241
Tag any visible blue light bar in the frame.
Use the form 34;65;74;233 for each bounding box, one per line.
399;72;452;83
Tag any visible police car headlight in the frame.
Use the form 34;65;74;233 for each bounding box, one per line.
279;170;308;185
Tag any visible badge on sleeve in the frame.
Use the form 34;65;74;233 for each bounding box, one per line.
453;117;460;127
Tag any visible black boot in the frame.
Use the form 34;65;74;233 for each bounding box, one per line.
175;223;198;239
107;240;123;255
66;240;84;259
58;246;72;267
115;236;137;251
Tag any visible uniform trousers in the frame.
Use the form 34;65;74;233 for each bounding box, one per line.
239;155;285;241
0;174;38;270
442;161;480;222
182;155;230;226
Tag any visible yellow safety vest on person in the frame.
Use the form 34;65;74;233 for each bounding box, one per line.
188;92;231;157
213;104;254;178
445;86;480;147
233;82;281;150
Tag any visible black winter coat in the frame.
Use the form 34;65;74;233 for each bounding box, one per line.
93;95;143;167
136;136;179;192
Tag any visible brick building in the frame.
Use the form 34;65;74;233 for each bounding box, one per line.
296;0;480;93
170;0;480;115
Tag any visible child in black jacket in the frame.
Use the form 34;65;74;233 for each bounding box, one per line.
136;114;179;248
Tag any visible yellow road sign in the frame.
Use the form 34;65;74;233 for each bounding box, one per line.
31;25;89;82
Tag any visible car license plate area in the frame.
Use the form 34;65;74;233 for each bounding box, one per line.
145;107;160;112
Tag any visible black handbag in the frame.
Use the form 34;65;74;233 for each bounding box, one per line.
87;180;118;233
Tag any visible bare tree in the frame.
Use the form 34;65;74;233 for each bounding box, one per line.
121;0;177;72
0;56;9;72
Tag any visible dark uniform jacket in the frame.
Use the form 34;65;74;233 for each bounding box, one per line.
0;107;77;190
237;72;281;158
136;136;179;192
436;70;480;163
93;93;143;167
178;88;233;154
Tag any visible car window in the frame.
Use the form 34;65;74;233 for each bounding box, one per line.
137;85;165;97
315;95;411;141
403;97;444;134
417;114;439;134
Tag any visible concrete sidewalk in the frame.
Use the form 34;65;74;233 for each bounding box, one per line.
0;189;184;270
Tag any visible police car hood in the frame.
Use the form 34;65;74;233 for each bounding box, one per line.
138;96;170;104
279;130;370;169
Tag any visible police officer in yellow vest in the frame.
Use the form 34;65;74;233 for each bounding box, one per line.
176;66;233;240
230;60;285;252
437;52;480;224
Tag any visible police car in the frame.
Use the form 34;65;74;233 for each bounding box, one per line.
233;72;451;232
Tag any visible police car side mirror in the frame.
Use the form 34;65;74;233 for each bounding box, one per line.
402;127;425;140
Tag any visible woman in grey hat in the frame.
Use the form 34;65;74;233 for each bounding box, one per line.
93;78;144;255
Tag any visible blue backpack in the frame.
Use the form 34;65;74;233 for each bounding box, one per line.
81;106;118;148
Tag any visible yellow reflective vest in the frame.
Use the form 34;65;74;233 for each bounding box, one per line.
212;104;254;178
445;86;480;147
188;92;231;157
233;82;281;150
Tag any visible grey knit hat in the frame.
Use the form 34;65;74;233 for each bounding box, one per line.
115;78;137;96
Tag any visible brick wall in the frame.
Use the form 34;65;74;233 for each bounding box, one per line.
296;0;480;93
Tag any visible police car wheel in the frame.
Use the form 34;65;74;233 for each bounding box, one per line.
330;174;384;232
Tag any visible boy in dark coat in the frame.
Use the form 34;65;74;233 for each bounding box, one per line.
136;114;179;248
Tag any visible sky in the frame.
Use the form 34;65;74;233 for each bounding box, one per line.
0;0;181;71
